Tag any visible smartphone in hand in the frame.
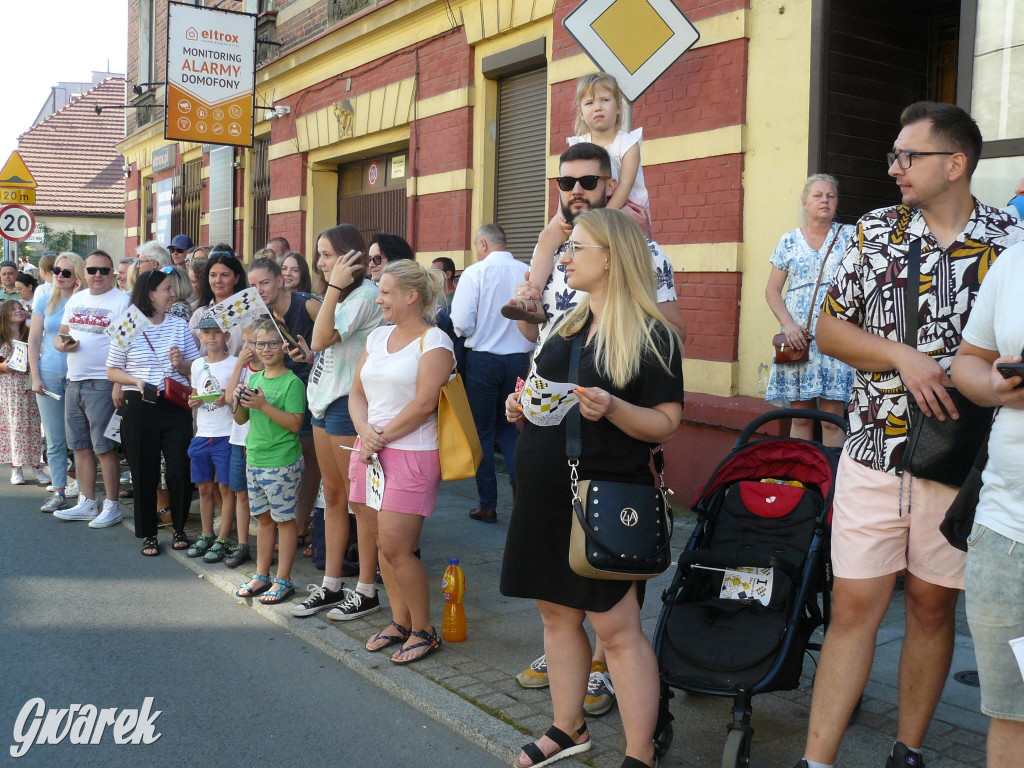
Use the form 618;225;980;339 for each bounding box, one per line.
996;362;1024;387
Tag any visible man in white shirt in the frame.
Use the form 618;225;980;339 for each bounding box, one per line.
451;224;535;523
53;250;131;527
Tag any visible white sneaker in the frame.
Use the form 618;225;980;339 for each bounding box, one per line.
35;465;51;485
65;479;80;497
54;496;98;521
11;467;25;485
89;500;124;528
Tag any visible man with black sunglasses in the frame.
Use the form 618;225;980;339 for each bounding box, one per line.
53;250;130;528
794;102;1024;768
512;142;683;343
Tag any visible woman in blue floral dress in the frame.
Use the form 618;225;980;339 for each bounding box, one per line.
764;174;854;445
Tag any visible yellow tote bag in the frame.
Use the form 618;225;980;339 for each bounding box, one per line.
438;372;483;481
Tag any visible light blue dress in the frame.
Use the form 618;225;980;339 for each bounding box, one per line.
765;224;855;406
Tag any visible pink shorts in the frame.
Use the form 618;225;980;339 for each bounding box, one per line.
830;447;965;589
348;442;441;517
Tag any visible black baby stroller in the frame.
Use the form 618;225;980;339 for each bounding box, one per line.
652;409;844;768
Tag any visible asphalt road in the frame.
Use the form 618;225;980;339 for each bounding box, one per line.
0;479;507;768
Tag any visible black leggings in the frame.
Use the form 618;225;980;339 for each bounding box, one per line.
120;392;193;538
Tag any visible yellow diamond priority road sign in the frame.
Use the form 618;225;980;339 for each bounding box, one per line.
563;0;700;102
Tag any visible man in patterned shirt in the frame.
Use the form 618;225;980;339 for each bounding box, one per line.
795;103;1024;768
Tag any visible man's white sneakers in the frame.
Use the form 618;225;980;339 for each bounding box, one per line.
88;500;124;529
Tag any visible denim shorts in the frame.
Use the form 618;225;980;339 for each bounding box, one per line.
247;458;304;523
310;396;356;436
64;379;118;454
188;436;232;485
965;523;1024;721
229;443;247;493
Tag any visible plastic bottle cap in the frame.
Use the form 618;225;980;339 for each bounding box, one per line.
448;558;459;565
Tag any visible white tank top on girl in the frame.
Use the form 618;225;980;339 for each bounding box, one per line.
360;325;454;451
568;128;649;210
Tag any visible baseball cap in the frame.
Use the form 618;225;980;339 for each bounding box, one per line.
197;314;222;330
169;234;193;251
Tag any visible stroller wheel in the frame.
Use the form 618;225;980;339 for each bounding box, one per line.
721;727;750;768
654;720;673;757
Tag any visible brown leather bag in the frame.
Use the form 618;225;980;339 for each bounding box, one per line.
772;228;839;365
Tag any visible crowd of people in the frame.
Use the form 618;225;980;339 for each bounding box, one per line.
4;77;1024;768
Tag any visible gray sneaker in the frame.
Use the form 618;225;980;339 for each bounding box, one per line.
40;492;70;513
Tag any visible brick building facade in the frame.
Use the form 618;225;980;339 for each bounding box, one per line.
118;0;1024;501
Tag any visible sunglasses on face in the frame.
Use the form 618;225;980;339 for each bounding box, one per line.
169;247;184;254
55;268;74;279
369;255;384;266
556;175;608;192
86;266;112;275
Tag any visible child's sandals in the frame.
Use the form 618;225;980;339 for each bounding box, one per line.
501;298;546;324
259;578;295;604
390;627;442;665
188;533;217;558
236;573;272;598
365;621;410;652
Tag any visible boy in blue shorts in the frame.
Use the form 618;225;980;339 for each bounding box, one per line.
186;314;237;560
232;317;306;604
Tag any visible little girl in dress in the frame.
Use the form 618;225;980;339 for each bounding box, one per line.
503;72;652;324
0;299;46;485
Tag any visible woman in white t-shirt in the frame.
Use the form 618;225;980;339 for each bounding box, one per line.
348;260;454;664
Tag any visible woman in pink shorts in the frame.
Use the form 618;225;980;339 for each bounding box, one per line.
348;259;454;664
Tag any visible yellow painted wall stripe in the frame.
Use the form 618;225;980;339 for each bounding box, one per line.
306;126;410;165
683;359;736;398
407;169;473;196
546;124;743;176
661;242;740;273
268;196;307;215
126;190;138;202
124;226;139;238
548;9;748;85
234;207;245;220
269;141;296;162
418;250;473;270
416;87;473;121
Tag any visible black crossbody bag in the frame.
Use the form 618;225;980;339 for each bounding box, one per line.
564;328;673;581
900;239;995;489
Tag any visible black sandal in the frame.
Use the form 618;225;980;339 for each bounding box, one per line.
141;536;160;557
517;723;591;768
171;531;190;551
620;757;658;768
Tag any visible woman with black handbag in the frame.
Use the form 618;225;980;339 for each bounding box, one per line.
107;269;200;556
500;208;684;768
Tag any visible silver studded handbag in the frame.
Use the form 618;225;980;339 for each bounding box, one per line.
563;329;673;581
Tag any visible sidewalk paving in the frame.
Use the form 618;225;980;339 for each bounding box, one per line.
149;470;985;768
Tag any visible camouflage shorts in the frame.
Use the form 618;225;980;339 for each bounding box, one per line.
246;457;304;523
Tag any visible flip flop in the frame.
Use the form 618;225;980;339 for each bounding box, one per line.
500;299;546;324
236;574;272;599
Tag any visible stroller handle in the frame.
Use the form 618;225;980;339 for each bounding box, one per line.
735;409;848;448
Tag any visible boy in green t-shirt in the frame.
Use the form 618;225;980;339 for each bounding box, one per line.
232;318;306;604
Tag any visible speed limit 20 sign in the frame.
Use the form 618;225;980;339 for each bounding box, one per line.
0;204;35;242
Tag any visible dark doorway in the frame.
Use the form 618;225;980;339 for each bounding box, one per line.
813;0;961;222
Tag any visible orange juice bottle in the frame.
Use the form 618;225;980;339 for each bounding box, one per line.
441;558;467;642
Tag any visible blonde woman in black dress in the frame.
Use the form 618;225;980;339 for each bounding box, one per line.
501;208;684;768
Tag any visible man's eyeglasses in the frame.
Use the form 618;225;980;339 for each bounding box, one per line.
556;175;609;192
85;266;112;275
169;247;185;254
565;240;606;259
886;150;956;170
253;340;282;350
54;268;74;279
